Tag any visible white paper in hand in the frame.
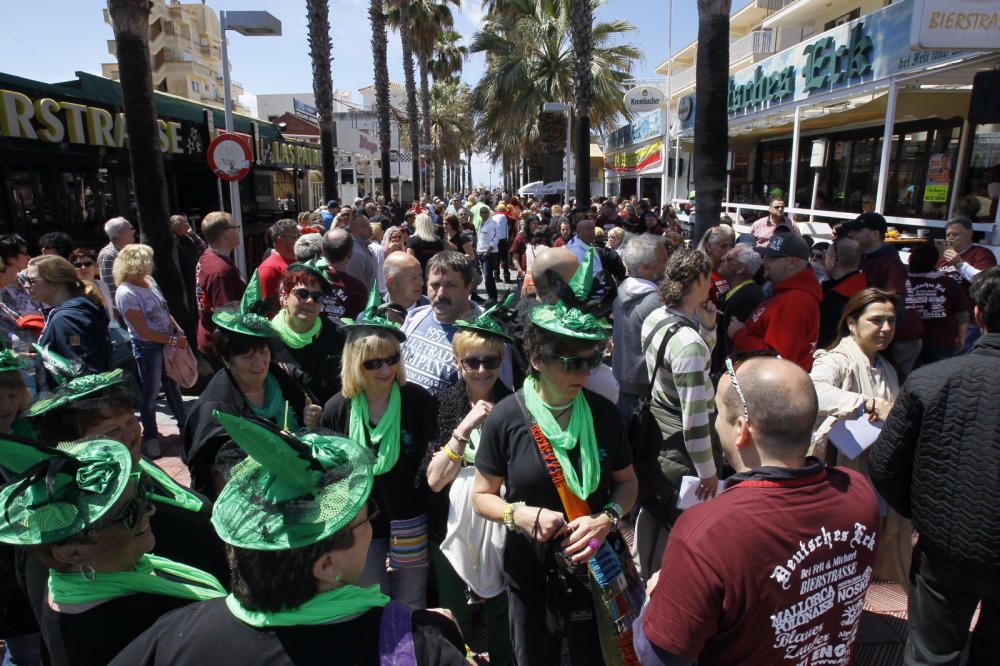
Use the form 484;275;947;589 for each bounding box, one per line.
677;476;727;510
828;414;883;460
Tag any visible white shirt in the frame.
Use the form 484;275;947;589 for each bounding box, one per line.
492;213;509;241
566;236;604;275
369;241;386;296
477;216;499;253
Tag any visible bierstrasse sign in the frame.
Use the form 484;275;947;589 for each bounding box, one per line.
623;86;664;113
910;0;1000;50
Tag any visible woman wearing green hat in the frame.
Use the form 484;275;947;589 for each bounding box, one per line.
268;260;346;405
111;415;467;665
472;300;639;666
184;309;320;499
424;302;514;664
318;289;437;609
0;348;35;438
0;438;226;666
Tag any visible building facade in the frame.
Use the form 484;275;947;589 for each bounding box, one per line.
101;0;250;115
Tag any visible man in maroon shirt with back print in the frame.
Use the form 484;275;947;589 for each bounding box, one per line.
195;211;246;358
635;356;880;666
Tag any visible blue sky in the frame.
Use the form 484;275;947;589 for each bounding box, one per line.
0;0;732;187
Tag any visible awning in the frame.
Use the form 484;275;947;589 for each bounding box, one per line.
590;143;605;159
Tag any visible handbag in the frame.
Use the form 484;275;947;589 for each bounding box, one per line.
164;341;198;388
108;323;134;371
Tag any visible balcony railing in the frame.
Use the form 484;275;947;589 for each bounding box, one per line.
671;64;697;93
730;29;775;63
763;0;796;13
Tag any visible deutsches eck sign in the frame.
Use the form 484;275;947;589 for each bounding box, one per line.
623;86;664;113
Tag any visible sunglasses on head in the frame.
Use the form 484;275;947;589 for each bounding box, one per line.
460;355;501;371
73;260;95;269
291;287;325;302
555;351;604;373
724;350;780;422
362;352;401;371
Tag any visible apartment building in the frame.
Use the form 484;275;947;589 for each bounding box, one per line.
101;0;250;115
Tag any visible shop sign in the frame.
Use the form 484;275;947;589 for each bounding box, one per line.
623;86;665;113
726;0;971;118
911;0;1000;51
263;140;322;168
606;111;661;150
605;141;662;173
0;88;185;154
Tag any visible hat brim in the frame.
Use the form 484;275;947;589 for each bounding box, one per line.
342;320;406;342
454;320;513;344
212;311;275;339
25;369;127;418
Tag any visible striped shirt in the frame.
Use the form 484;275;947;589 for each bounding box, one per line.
641;307;717;479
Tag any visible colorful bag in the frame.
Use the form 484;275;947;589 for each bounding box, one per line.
388;514;429;570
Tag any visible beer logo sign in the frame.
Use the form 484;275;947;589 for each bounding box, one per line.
623;86;665;112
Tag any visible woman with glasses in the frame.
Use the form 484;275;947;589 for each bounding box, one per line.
634;249;722;582
69;248;114;320
472;300;638;666
810;287;910;585
183;308;319;500
0;438;225;666
269;261;345;405
111;415;466;665
25;255;111;388
319;289;437;608
112;244;187;459
424;303;513;665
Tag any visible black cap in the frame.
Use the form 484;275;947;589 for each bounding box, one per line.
853;212;887;234
758;233;810;261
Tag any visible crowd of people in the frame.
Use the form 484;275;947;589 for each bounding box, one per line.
0;188;996;666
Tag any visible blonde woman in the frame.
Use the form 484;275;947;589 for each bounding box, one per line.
406;212;445;275
26;255;111;388
113;243;187;457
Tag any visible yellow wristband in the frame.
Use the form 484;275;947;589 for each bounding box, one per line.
442;445;463;463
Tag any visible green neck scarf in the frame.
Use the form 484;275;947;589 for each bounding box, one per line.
139;459;204;513
225;584;389;627
249;373;300;432
522;376;600;500
271;311;322;350
349;383;401;476
49;554;225;605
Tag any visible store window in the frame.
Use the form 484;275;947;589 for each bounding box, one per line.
968;122;1000;220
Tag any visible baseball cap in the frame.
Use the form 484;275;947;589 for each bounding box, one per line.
758;233;810;261
852;212;887;234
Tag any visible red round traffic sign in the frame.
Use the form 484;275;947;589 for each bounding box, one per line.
207;132;253;182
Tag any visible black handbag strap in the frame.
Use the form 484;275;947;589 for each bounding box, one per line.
641;315;691;400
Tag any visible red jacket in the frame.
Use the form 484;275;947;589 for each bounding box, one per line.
732;266;822;370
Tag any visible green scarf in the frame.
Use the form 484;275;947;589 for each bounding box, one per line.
522;376;600;500
271;311;322;350
139;459;204;513
49;554;225;605
225;584;389;627
249;373;300;432
348;383;401;476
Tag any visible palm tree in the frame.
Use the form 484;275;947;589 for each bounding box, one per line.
106;0;189;329
307;0;338;204
386;1;425;202
430;29;467;194
693;0;732;243
369;0;393;199
570;0;593;207
471;0;639;195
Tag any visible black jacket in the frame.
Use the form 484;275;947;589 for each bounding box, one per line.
270;318;346;405
870;333;1000;568
38;296;111;389
182;363;307;499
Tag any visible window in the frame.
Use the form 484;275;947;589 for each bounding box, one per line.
191;80;199;92
824;8;860;31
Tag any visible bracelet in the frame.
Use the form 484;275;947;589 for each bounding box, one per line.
503;501;525;532
442;444;463;464
168;335;177;347
603;501;623;521
451;431;470;445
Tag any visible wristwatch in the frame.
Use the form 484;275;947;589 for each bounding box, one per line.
602;503;621;530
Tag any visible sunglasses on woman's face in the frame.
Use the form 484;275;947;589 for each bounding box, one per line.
460;355;501;371
555;351;604;373
362;352;401;371
291;287;325;303
73;260;95;269
86;474;150;534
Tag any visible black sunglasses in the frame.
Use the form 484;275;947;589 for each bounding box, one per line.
86;475;150;534
555;351;604;373
73;260;95;268
362;352;401;371
291;287;325;302
351;498;380;530
461;355;501;371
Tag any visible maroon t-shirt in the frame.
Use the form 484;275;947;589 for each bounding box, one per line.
906;273;970;352
508;234;528;271
937;244;998;312
195;249;246;355
322;267;368;320
643;465;879;666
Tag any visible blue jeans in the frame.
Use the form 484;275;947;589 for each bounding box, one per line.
1;633;42;666
361;537;428;609
132;339;186;440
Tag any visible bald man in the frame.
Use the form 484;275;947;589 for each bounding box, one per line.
637;357;879;666
384;251;428;311
528;247;579;303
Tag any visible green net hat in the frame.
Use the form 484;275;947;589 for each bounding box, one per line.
25;369;127;418
212;307;275;339
455;293;514;343
286;257;333;289
529;301;612;341
0;437;134;545
31;344;84;385
0;348;30;374
342;286;405;342
210;411;374;551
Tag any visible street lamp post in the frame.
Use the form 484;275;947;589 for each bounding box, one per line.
220;10;281;277
419;143;433;201
542;102;571;206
